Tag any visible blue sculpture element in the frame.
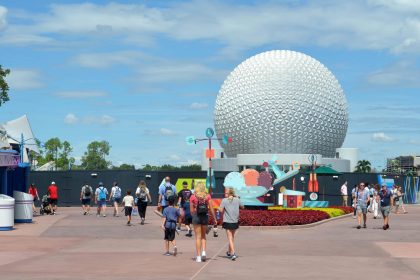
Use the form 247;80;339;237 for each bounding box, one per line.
268;156;299;186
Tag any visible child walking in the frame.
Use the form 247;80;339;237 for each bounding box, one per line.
122;190;135;225
162;197;180;256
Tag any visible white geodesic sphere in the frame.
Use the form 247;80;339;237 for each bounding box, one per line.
214;50;348;158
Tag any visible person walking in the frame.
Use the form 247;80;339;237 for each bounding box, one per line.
340;181;348;206
80;183;93;215
189;182;217;262
162;196;180;256
379;183;393;230
219;188;244;261
351;184;357;219
135;180;152;225
355;182;370;229
122;190;135;225
110;182;122;217
47;181;59;215
95;182;108;217
371;184;380;219
395;186;408;214
177;181;193;237
158;177;177;214
28;183;40;214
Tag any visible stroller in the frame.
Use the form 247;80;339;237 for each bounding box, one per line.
39;195;52;215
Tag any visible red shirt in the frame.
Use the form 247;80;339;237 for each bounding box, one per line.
28;187;38;198
48;185;58;199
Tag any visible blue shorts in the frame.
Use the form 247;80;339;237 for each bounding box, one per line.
98;199;107;206
82;198;91;205
112;197;121;204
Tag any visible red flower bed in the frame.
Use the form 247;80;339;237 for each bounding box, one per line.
330;206;353;214
210;210;329;226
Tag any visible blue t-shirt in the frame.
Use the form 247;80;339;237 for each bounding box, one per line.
159;183;177;207
379;189;392;207
356;188;370;207
163;206;180;229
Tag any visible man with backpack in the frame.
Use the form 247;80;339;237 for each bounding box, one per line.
177;181;193;237
158;177;177;214
80;183;93;215
110;182;122;217
95;182;108;217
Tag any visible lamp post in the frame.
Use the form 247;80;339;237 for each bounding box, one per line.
186;128;232;195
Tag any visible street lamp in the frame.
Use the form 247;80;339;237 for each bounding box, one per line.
186;128;232;195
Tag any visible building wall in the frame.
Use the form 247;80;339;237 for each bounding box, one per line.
336;148;359;172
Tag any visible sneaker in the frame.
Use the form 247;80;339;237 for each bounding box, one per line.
127;221;130;225
352;216;356;219
373;216;377;219
186;231;193;237
226;251;231;257
386;224;389;229
102;214;106;217
231;254;237;261
175;228;181;235
83;212;87;215
363;224;366;228
141;219;145;225
357;225;361;229
164;252;171;256
383;225;387;230
195;256;202;263
201;253;206;262
173;247;177;256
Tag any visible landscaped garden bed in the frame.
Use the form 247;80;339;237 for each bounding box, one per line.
210;206;353;226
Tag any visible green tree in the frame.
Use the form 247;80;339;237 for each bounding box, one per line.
112;163;136;170
0;65;11;106
355;160;372;173
34;138;75;170
81;141;111;170
179;164;202;171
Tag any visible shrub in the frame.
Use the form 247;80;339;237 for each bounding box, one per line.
237;210;329;226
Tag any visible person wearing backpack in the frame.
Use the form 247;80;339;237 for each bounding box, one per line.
177;181;193;237
80;183;93;215
189;182;217;262
135;180;152;225
110;182;122;217
95;182;108;217
158;177;177;213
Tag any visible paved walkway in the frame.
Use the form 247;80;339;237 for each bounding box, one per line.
1;205;420;280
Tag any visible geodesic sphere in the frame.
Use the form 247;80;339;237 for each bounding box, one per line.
214;50;348;158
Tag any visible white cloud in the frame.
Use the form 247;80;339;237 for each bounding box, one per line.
64;113;116;126
0;6;7;30
6;69;43;90
159;128;177;136
54;90;107;99
366;61;420;87
64;113;78;124
4;1;420;55
73;51;147;69
408;139;420;145
372;132;396;142
190;102;208;109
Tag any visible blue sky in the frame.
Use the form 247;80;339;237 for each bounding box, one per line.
1;0;420;170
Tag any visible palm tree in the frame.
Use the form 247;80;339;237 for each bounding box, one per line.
355;160;372;173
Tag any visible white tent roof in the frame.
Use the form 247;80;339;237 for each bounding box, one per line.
1;115;40;157
0;125;9;149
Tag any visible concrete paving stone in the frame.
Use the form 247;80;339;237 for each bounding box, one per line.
0;205;419;279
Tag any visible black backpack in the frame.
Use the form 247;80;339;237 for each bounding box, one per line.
196;196;208;215
164;185;175;201
84;186;91;196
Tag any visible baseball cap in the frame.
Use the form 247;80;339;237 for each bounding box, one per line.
51;181;55;185
99;182;103;186
381;183;387;187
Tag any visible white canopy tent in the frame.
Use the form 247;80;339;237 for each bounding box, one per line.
0;115;39;163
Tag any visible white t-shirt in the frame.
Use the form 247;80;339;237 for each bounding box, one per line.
135;187;150;202
122;195;135;207
340;184;347;195
111;186;122;198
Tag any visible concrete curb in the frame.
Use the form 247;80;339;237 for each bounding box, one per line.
240;213;353;231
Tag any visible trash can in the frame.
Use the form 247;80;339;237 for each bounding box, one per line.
0;194;15;230
13;191;33;223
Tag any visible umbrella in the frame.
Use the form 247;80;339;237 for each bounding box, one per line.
307;166;343;175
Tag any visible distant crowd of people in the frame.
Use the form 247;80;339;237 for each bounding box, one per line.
340;181;407;230
28;176;244;262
